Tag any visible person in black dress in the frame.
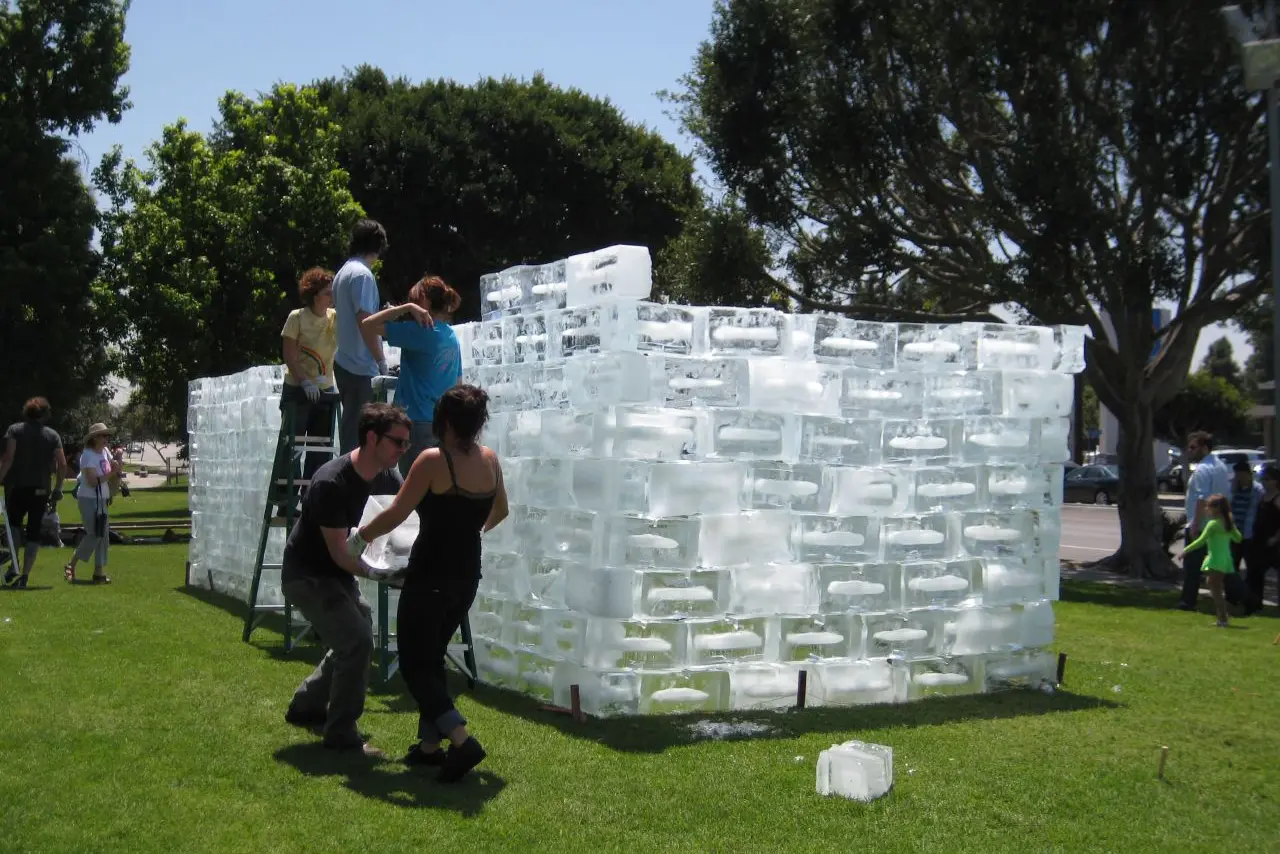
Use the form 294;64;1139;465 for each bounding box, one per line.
351;384;508;782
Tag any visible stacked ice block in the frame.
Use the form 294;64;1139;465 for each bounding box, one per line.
186;366;393;620
452;245;1085;716
187;366;287;601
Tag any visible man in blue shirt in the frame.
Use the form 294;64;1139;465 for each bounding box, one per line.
333;219;390;453
1179;431;1232;610
1229;460;1263;598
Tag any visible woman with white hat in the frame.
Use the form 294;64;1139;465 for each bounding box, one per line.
64;422;118;584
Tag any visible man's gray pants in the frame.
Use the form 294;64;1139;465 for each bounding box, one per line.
282;575;373;748
334;362;374;454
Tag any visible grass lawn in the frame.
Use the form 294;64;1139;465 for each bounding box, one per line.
1;546;1277;854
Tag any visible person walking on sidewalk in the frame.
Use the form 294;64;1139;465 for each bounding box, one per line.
1;397;69;588
332;219;390;454
1179;431;1231;611
281;403;408;757
1182;494;1243;627
1246;466;1280;614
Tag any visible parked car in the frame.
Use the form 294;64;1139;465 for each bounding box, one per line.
1157;458;1185;493
127;441;144;455
1064;464;1121;505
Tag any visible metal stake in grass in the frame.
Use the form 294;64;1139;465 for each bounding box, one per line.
1158;745;1169;779
795;670;808;710
538;683;585;723
1056;652;1067;685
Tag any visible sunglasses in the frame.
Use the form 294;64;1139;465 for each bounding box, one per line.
380;433;410;450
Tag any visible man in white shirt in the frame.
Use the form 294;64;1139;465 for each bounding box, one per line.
1179;430;1232;610
332;219;390;453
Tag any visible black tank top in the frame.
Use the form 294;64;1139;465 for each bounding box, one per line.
407;448;497;582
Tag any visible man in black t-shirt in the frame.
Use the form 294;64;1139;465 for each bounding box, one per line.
1;397;70;587
282;402;409;756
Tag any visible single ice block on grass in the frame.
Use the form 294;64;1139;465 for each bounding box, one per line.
816;740;894;801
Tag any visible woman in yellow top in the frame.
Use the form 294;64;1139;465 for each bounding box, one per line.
277;268;339;516
1183;494;1243;627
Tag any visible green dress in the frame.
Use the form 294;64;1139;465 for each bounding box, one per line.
1184;519;1242;573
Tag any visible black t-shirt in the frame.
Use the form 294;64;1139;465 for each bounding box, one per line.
3;420;62;490
281;453;402;583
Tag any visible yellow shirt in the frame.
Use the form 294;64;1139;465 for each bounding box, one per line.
281;308;337;389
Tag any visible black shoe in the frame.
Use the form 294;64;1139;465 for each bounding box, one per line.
403;742;447;767
321;738;386;759
284;708;326;731
15;574;28;589
438;737;486;783
1177;603;1196;611
3;569;17;587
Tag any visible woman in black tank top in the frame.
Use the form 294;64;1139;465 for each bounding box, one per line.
357;385;509;782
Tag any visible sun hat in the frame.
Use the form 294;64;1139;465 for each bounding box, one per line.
84;422;111;444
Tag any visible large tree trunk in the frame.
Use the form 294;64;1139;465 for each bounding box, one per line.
1093;397;1175;579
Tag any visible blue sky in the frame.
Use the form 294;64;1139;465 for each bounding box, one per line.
76;0;1250;372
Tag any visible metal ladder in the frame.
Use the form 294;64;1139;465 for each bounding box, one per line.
243;399;339;648
1;503;18;578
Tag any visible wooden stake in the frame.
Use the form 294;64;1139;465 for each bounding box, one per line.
1158;745;1169;779
570;683;584;723
795;670;808;710
1056;652;1067;685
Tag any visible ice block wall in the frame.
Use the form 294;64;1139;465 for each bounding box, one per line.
187;366;287;600
452;245;1085;716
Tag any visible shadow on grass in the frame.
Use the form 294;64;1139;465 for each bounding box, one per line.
0;584;53;592
274;742;504;815
1062;580;1278;619
175;584;327;666
453;679;1120;754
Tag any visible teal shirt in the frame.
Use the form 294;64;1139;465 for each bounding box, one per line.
384;320;461;423
1184;518;1242;573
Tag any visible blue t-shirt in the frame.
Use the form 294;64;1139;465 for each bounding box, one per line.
385;320;462;422
332;258;382;377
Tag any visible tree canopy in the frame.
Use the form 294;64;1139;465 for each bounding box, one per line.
674;0;1267;576
313;67;705;316
1199;337;1243;389
94;84;363;428
1154;370;1252;449
0;0;130;430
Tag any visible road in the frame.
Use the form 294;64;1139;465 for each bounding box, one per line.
1060;504;1123;562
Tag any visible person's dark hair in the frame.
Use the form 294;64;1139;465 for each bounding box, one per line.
348;219;388;258
1206;493;1237;533
298;267;334;307
357;402;411;448
1187;430;1214;451
22;396;50;421
1233;459;1252;473
432;384;489;450
407;275;461;315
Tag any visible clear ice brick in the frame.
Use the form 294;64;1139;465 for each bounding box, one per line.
707;307;787;356
813;316;897;368
816;740;894;801
565;244;653;306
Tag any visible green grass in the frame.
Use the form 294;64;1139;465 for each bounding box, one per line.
50;483;190;525
1;550;1277;854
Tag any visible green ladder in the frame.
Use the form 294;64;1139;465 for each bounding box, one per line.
1;503;18;577
243;399;339;648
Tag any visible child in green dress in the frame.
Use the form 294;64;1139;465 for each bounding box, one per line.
1183;494;1242;627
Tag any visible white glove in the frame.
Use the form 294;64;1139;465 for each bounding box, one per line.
301;378;320;402
363;563;399;584
376;359;389;378
346;528;368;560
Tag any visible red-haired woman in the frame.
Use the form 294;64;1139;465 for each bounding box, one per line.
277;268;340;513
360;275;462;476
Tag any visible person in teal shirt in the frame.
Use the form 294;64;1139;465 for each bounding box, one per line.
361;276;462;475
1183;493;1243;627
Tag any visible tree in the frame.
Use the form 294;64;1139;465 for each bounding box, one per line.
655;197;784;307
673;0;1266;577
313;67;703;316
1154;371;1251;449
1200;337;1243;388
115;395;182;481
0;0;130;424
1236;296;1272;397
94;84;364;429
